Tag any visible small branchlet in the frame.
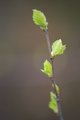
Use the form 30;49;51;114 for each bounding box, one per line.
32;9;66;120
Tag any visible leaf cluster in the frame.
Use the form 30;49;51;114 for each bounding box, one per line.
32;9;66;114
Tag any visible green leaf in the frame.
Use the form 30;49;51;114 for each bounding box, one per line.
32;9;48;30
52;84;60;94
41;59;53;78
49;92;58;113
51;39;66;57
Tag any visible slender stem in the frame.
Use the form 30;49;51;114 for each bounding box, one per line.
44;29;64;120
58;97;64;120
50;59;58;97
51;60;64;120
44;29;51;55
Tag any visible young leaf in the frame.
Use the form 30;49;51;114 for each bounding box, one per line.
52;84;60;94
49;91;58;113
41;59;53;78
51;39;66;57
32;9;48;30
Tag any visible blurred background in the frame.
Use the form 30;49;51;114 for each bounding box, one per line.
0;0;80;120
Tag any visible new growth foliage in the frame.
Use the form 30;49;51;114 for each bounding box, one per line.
32;9;66;117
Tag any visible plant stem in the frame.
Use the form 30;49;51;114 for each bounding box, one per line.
44;29;64;120
51;60;64;120
44;29;51;55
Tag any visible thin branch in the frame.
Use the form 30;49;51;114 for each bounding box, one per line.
44;29;51;55
44;29;64;120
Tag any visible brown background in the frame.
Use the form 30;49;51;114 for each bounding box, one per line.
0;0;80;120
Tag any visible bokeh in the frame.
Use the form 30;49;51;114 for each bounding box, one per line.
0;0;80;120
